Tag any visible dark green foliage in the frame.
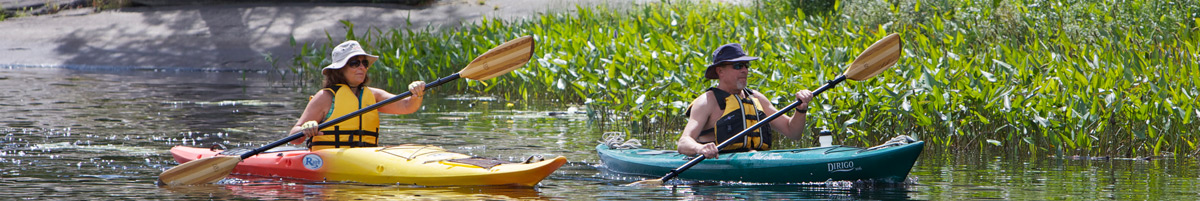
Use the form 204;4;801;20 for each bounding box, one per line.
291;0;1200;158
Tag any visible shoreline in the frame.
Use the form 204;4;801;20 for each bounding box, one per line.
0;0;643;71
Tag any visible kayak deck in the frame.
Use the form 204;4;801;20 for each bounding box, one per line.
596;141;924;183
171;144;566;186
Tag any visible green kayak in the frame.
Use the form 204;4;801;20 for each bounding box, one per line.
596;138;924;183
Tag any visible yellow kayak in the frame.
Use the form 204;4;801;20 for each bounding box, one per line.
170;144;566;186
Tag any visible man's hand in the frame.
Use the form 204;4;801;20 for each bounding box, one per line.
694;142;719;159
795;90;814;111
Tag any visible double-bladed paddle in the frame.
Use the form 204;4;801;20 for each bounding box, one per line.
158;35;536;186
627;33;903;186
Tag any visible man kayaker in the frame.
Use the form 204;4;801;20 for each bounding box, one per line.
288;40;426;150
677;43;815;159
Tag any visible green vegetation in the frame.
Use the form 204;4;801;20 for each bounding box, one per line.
91;0;133;11
0;0;130;21
1;7;31;21
291;0;1200;158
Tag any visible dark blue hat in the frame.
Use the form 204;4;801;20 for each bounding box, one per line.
705;43;759;79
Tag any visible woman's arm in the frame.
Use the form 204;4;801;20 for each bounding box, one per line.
374;81;426;115
289;90;333;145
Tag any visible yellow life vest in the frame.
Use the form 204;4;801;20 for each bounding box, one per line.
684;87;773;153
308;84;380;150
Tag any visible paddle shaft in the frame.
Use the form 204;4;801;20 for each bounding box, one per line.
656;75;847;183
239;73;462;159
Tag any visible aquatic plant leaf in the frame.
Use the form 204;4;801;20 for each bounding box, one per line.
844;118;858;127
979;70;996;82
1033;114;1049;128
286;1;1199;156
972;110;991;124
992;59;1014;72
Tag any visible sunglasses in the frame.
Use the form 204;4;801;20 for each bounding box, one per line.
729;62;750;70
346;59;370;69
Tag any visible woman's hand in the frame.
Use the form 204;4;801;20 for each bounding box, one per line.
408;81;426;98
301;120;322;139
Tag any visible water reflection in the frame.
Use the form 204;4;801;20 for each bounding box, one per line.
2;68;1199;200
164;177;548;200
910;150;1200;200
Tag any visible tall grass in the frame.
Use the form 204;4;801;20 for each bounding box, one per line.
292;0;1200;157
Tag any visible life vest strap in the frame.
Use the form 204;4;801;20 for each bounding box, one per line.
309;131;379;148
709;87;773;152
309;141;379;147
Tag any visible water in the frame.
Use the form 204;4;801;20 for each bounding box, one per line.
1;67;1198;200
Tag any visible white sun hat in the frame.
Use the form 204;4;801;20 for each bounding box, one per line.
323;40;379;71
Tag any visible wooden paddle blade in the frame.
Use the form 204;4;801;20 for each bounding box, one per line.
157;156;241;186
459;35;536;81
624;179;664;187
844;33;902;81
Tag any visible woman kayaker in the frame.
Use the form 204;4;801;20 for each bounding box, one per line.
288;40;426;150
677;43;815;159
